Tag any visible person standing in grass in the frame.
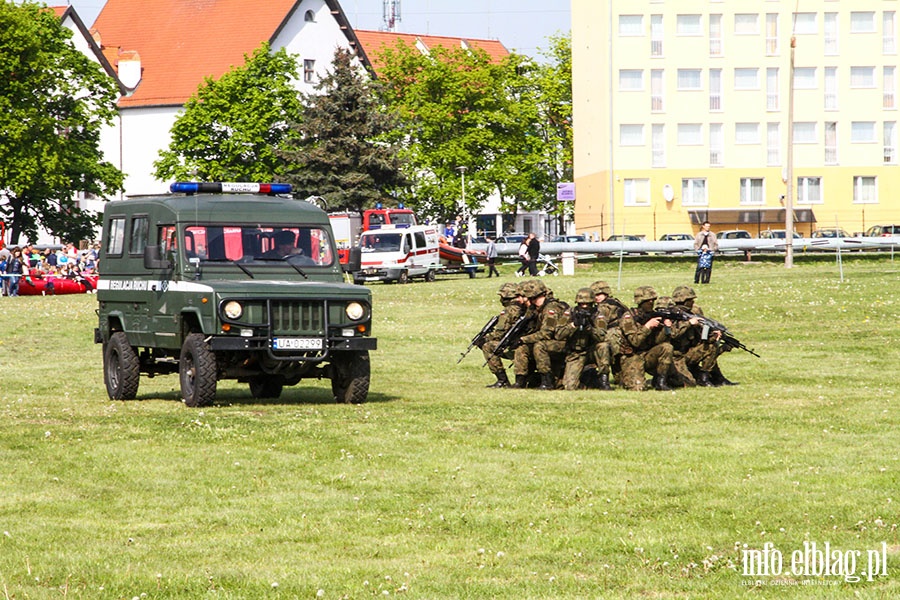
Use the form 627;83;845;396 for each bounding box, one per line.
693;221;718;284
485;236;500;278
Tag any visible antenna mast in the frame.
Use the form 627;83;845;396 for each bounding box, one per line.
382;0;401;32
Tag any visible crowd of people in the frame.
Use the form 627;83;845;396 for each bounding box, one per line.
477;279;738;391
0;242;100;297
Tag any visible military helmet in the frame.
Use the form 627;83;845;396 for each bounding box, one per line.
654;296;675;310
634;285;658;304
498;282;519;300
672;285;697;303
575;288;595;305
590;280;612;296
522;279;549;299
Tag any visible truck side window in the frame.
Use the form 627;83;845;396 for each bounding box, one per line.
129;216;149;255
414;231;426;250
107;217;126;255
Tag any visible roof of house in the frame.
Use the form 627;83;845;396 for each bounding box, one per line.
355;30;510;77
91;0;369;108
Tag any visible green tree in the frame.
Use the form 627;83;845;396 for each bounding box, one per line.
154;43;303;182
0;1;123;244
280;48;407;212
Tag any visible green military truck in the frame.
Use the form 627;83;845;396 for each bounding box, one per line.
95;182;376;406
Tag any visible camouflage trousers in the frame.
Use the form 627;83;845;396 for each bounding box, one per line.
592;341;613;375
562;348;596;390
482;340;515;374
619;342;673;391
672;341;719;386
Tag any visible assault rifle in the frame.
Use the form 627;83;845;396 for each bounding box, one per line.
482;313;533;367
671;307;761;358
457;314;499;363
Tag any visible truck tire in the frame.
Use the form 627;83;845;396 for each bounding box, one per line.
425;269;436;282
104;331;140;400
398;270;409;284
180;333;217;407
331;350;370;404
249;376;284;399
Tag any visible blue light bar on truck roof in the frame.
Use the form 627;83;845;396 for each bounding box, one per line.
169;182;293;195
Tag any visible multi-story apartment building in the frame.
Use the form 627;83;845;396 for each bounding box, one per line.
572;1;899;239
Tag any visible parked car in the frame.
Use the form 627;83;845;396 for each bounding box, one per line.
496;234;528;244
758;229;802;239
551;234;588;243
812;227;850;238
718;229;752;240
658;233;693;241
606;234;643;242
864;224;900;237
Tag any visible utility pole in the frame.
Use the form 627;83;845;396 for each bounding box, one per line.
382;0;401;32
785;21;797;267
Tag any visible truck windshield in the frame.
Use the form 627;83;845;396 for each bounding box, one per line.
360;233;403;252
175;225;336;267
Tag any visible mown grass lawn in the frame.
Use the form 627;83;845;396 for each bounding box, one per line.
0;254;898;599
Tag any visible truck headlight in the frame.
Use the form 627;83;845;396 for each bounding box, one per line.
223;301;243;320
345;302;365;321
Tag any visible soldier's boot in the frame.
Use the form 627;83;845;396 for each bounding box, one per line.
512;374;529;389
696;370;714;387
598;372;612;391
652;374;671;391
486;371;510;388
539;372;556;390
711;365;737;386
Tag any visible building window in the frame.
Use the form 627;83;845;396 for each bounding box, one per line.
797;177;823;204
853;176;877;204
767;122;780;166
793;13;817;35
709;69;722;110
766;13;779;55
850;12;876;34
825;122;838;164
624;179;651;206
677;14;702;36
709;14;723;56
885;11;897;55
739;178;765;205
619;69;644;91
825;67;838;110
767;67;779;110
851;121;877;143
735;122;760;145
620;124;645;146
303;59;316;83
793;67;817;90
793;122;817;144
677;69;702;90
885;121;897;164
677;123;703;146
652;124;666;167
710;123;724;166
824;13;839;55
681;178;708;206
651;69;665;112
850;66;876;88
886;66;897;109
304;9;315;22
619;15;644;36
734;13;759;35
734;68;760;90
651;14;664;56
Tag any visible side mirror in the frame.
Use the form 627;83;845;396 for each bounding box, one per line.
346;246;362;273
143;245;171;270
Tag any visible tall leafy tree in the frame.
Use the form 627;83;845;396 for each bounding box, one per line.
154;43;303;182
0;1;123;244
280;48;407;212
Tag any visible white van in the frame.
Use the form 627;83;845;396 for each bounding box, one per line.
353;225;440;284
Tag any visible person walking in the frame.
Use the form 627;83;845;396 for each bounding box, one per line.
526;233;541;276
693;221;718;284
515;235;530;277
485;236;500;277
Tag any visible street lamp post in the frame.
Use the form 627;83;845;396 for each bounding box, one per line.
456;166;467;209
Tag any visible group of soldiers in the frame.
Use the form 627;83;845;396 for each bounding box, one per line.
473;279;740;391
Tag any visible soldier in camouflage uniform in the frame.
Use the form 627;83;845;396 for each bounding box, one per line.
672;285;736;386
555;288;608;390
481;282;527;388
513;280;568;390
618;286;674;391
591;280;626;390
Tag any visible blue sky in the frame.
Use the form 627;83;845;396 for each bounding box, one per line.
59;0;571;59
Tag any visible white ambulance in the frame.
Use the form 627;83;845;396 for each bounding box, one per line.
353;225;440;284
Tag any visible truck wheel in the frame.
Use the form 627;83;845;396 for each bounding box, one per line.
180;333;217;407
104;331;140;400
398;270;409;284
249;376;284;399
424;269;436;282
331;350;370;404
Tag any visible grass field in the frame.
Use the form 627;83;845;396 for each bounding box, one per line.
0;254;898;598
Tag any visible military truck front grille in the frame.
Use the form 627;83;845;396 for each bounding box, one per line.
270;301;325;334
